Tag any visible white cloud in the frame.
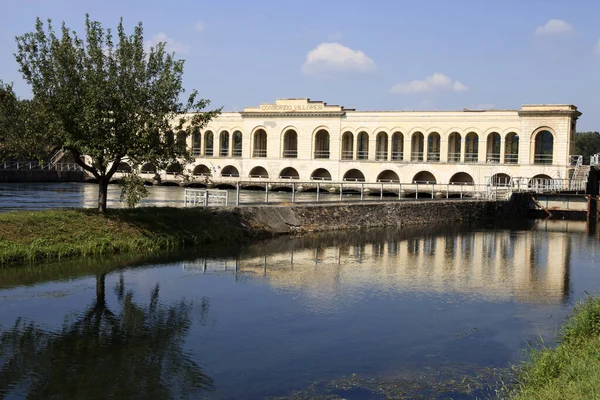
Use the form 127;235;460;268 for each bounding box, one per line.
144;33;191;55
595;39;600;56
193;21;206;32
302;42;376;76
534;19;574;36
390;73;468;94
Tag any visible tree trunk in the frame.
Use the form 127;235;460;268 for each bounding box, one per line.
95;273;106;310
98;177;108;213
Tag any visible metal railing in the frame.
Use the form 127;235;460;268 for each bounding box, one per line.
204;148;213;157
314;150;330;159
411;152;424;161
184;188;230;207
448;153;461;163
486;153;500;163
192;147;201;156
253;149;267;158
341;150;354;160
0;161;84;172
376;151;388;161
283;150;298;158
220;148;229;157
504;154;518;164
569;155;583;167
392;151;403;161
357;151;369;160
534;154;553;164
232;148;242;157
465;153;478;163
427;152;440;162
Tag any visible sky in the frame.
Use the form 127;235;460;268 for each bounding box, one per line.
1;0;600;130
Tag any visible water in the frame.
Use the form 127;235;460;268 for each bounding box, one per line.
1;220;600;399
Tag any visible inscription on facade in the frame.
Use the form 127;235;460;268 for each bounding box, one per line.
259;104;324;111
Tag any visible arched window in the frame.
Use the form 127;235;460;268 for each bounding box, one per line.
140;163;156;174
253;129;267;158
465;132;479;163
343;169;366;182
486;132;501;163
249;166;269;178
448;132;461;163
449;172;474;185
192;129;201;156
314;129;330;159
427;132;440;162
232;131;243;157
534;130;553;164
505;132;519;164
391;132;403;161
357;132;369;160
204;131;214;157
342;132;354;160
221;165;240;177
377;170;400;182
311;168;332;181
411;132;424;161
376;132;388;161
412;171;436;183
220;131;230;157
283;129;298;158
193;164;211;176
279;167;300;179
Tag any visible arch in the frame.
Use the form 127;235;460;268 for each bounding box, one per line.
232;130;243;157
448;132;461;162
377;170;400;182
253;128;267;158
465;132;479;163
486;132;501;163
166;162;183;175
115;162;132;173
219;130;230;157
140;163;156;174
449;172;474;185
314;129;330;159
176;130;187;149
249;166;269;178
192;164;211;176
411;132;424;161
376;131;388;160
279;167;300;179
192;129;201;156
427;132;441;162
204;130;214;156
533;129;554;164
490;173;511;186
357;131;369;160
529;174;553;189
311;168;332;181
504;132;519;164
412;171;436;183
341;131;354;160
343;169;366;182
391;132;404;161
283;129;298;158
221;165;240;177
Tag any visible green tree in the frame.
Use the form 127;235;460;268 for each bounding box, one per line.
13;15;220;212
575;131;600;163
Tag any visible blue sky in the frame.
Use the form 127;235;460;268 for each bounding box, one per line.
1;0;600;130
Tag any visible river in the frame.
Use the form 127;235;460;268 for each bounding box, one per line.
1;218;600;399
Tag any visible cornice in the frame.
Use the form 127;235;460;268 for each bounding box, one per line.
240;111;346;118
518;110;582;119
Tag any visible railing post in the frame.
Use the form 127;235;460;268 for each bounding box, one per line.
415;183;419;199
380;183;383;200
291;182;295;203
431;183;434;199
446;184;449;199
399;183;402;199
236;182;241;205
204;190;209;207
339;184;343;201
265;183;269;204
184;189;188;207
316;183;320;202
225;190;229;206
360;183;364;202
460;185;463;199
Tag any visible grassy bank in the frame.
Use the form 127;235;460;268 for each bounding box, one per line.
0;207;257;266
511;295;600;399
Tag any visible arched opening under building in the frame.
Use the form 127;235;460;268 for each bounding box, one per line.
377;170;400;182
311;168;332;181
343;169;366;182
232;131;243;157
505;132;519;164
533;130;553;164
221;165;240;177
392;132;403;161
192;129;201;156
486;132;501;163
193;164;211;176
166;162;183;175
357;132;369;160
412;171;436;183
427;132;441;162
314;129;330;159
376;132;388;160
140;163;156;174
115;162;132;173
411;132;424;161
249;166;269;178
214;183;236;190
448;132;461;163
283;129;298;158
279;167;300;179
465;132;479;163
204;131;214;156
220;131;230;157
529;174;553;188
253;129;267;158
449;172;474;185
490;173;511;186
342;132;354;160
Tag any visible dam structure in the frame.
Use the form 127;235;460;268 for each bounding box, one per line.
113;98;582;189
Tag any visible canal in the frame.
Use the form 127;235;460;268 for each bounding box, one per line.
1;216;599;399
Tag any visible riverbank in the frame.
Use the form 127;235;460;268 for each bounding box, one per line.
511;295;600;399
0;198;527;267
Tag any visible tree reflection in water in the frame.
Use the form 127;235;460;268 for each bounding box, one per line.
0;272;213;399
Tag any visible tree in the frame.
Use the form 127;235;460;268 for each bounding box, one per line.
13;15;220;212
575;131;600;163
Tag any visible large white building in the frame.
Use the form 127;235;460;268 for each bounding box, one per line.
142;98;582;187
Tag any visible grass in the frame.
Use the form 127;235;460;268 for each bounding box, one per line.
510;295;600;399
0;207;259;267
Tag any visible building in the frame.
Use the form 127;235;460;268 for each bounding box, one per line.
139;98;582;187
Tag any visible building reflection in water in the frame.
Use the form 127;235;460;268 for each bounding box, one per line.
183;220;580;306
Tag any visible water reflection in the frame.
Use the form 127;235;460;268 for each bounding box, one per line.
0;273;212;399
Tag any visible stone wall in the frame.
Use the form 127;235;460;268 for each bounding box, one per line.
0;170;86;183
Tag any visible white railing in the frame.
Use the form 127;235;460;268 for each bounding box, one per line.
427;152;440;162
184;188;230;207
283;150;298;158
591;153;600;167
314;150;330;159
391;151;403;161
486;153;500;163
253;149;267;158
569;155;583;167
0;161;84;172
411;152;424;161
341;150;354;160
534;154;553;164
504;154;518;164
448;153;461;163
465;153;478;163
376;151;388;160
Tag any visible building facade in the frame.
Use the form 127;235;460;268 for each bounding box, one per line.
142;98;582;186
